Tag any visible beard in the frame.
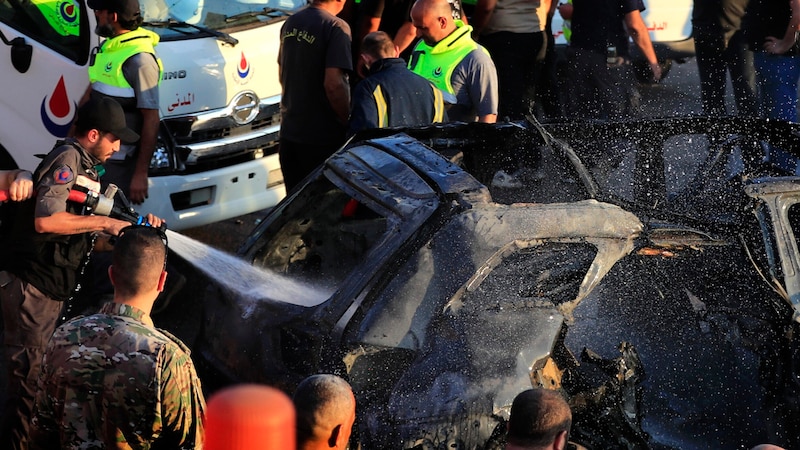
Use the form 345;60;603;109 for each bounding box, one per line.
95;23;115;37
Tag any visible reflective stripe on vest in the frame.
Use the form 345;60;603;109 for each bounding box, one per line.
88;28;163;99
432;86;445;123
373;85;389;128
408;22;482;96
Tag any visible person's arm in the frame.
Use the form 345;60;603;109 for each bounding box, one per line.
0;169;33;201
471;0;497;37
129;108;158;204
125;54;162;204
765;0;800;54
35;211;129;236
394;21;418;54
325;67;352;125
624;9;661;82
348;82;380;135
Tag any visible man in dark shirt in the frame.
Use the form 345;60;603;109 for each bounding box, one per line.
692;0;756;116
279;0;353;192
565;0;661;120
349;31;446;135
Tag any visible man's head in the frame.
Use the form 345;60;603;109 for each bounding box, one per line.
75;97;139;162
88;0;142;35
360;31;399;70
109;225;168;304
293;374;356;450
411;0;457;46
311;0;347;18
506;389;572;450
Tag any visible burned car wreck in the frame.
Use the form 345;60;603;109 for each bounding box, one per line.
162;117;800;449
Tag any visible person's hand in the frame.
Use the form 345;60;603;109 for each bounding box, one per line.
764;36;794;55
143;213;165;229
650;61;662;83
9;170;33;201
105;217;131;237
128;170;149;204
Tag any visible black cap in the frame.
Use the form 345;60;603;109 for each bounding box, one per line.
87;0;141;22
76;97;140;143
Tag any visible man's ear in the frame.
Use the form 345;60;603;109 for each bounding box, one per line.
86;128;101;144
157;271;167;292
108;265;115;287
553;430;569;450
328;424;342;447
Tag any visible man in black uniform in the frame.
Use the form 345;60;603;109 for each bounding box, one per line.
0;97;163;449
565;0;662;120
692;0;756;116
278;0;352;192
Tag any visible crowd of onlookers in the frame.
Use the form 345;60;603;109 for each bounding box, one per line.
278;0;800;190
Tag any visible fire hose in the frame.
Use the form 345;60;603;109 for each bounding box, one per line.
0;186;166;231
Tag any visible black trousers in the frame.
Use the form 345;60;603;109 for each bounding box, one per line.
695;29;758;116
0;273;62;450
566;47;636;121
481;31;548;121
278;138;344;193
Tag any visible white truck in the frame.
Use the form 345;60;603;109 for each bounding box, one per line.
0;0;303;230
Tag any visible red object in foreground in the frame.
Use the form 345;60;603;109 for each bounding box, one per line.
0;190;8;202
204;384;296;450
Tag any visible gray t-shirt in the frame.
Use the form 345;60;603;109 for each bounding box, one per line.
447;48;499;122
108;53;160;159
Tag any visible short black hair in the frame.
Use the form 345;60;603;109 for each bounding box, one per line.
111;226;167;297
361;31;395;60
507;389;572;447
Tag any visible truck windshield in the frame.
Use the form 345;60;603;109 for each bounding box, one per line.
140;0;305;37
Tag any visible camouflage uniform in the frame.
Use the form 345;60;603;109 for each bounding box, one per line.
30;302;206;450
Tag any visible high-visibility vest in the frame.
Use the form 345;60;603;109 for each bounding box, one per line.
408;21;486;96
88;28;163;99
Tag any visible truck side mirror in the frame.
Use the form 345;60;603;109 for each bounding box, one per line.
10;37;32;73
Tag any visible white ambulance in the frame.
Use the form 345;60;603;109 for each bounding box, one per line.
0;0;303;230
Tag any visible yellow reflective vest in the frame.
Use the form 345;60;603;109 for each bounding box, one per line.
408;21;485;96
88;28;163;99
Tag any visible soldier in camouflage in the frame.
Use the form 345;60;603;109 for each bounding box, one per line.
29;226;205;449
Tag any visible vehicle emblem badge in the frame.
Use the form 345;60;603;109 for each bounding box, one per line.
40;76;76;137
232;91;259;125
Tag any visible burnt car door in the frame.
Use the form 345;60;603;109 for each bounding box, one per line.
199;142;450;389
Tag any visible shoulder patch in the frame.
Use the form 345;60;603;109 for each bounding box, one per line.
53;165;74;184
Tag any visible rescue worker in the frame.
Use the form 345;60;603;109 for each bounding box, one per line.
408;0;498;123
0;97;163;450
79;0;162;205
349;31;447;134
